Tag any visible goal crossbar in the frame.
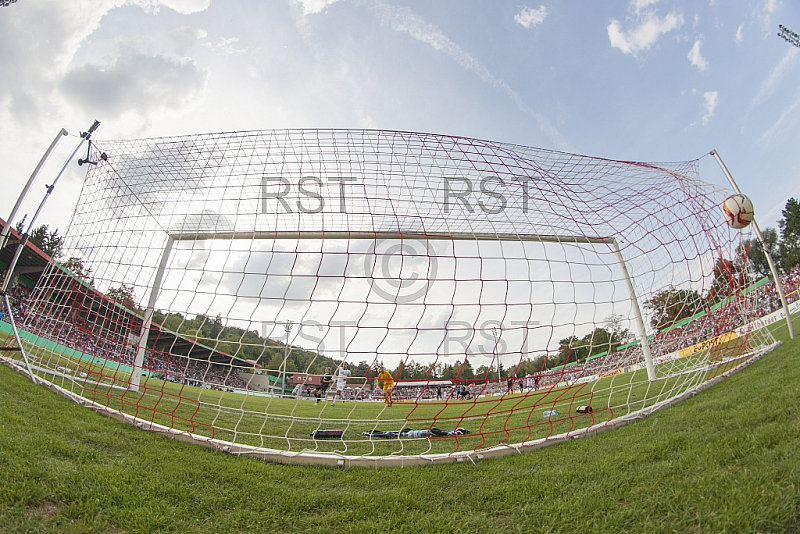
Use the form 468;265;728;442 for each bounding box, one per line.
168;231;615;245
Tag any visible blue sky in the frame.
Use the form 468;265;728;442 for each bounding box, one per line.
1;0;798;232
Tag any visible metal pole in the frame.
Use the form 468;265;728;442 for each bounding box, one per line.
0;128;68;252
281;321;292;397
610;239;657;381
710;150;794;339
2;292;39;383
492;327;500;381
131;236;174;392
1;121;100;293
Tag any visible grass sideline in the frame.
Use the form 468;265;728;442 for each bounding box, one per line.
0;316;798;533
0;328;762;459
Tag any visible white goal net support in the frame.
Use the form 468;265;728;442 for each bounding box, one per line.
1;129;780;466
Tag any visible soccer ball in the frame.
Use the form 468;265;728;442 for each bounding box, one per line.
722;194;754;229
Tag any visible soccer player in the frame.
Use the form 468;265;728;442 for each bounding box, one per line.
331;362;350;406
377;365;394;406
315;366;333;404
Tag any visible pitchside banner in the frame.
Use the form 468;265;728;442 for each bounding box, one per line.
674;297;800;359
635;295;799;367
678;331;739;358
735;297;800;335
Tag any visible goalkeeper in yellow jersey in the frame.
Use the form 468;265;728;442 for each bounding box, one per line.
377;366;394;406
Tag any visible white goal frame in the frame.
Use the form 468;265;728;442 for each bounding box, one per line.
129;230;657;392
6;128;786;469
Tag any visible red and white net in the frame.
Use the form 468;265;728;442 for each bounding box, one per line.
1;130;779;466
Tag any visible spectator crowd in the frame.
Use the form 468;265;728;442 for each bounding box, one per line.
3;265;798;400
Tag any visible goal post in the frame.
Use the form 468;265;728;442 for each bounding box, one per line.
2;128;780;466
710;149;794;339
133;230;657;385
609;239;656;381
131;236;174;392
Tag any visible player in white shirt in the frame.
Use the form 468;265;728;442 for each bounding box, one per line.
331;362;351;406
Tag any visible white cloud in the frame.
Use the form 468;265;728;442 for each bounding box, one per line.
114;26;209;58
61;50;207;119
211;37;248;56
514;5;548;29
607;10;684;56
0;0;213;129
688;39;708;70
752;47;799;107
735;23;744;43
126;0;210;15
702;90;718;125
632;0;659;16
292;0;341;16
0;0;125;124
758;0;778;34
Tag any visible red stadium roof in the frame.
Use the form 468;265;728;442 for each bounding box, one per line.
0;217;52;285
1;218;255;368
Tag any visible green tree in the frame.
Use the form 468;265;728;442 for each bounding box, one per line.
106;284;138;310
155;311;186;332
742;227;781;277
475;364;491;379
555;335;584;367
441;362;459;380
61;257;93;285
202;314;224;339
644;287;703;331
265;353;286;372
602;314;631;343
516;356;545;376
26;223;63;258
779;197;800;271
474;360;503;380
459;359;475;380
351;360;370;378
13;215;26;234
582;327;623;359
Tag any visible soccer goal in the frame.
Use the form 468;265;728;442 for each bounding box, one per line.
1;129;780;467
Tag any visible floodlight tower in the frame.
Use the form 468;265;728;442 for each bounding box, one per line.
492;327;500;381
778;25;800;48
280;321;293;397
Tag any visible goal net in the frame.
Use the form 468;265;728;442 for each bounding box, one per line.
1;129;779;466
